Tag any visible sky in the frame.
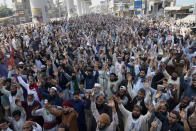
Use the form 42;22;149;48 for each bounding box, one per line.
176;0;195;6
0;0;102;8
0;0;13;8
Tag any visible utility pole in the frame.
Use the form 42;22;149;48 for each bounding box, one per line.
57;0;61;18
194;1;196;23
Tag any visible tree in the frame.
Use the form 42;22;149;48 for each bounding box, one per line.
0;7;13;18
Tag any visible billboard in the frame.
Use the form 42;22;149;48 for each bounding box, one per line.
31;8;43;22
134;0;142;9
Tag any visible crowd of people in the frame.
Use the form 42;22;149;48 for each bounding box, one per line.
0;14;196;131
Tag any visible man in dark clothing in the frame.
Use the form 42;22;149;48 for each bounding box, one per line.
80;67;99;90
39;86;63;106
91;94;112;131
68;91;90;131
155;102;186;131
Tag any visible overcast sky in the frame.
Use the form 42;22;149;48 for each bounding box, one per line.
0;0;102;8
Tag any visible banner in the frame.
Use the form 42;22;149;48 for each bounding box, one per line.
134;0;142;9
31;8;43;22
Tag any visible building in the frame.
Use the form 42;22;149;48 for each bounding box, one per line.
12;0;32;24
164;0;195;21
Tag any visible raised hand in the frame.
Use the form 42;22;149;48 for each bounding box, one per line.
53;70;58;77
113;95;122;104
58;92;64;99
107;99;115;108
180;109;187;120
33;65;38;73
148;104;154;113
12;77;17;84
85;92;90;99
16;100;22;107
151;121;158;128
4;104;10;110
127;75;132;82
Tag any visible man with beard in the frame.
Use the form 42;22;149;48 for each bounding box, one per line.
114;95;154;131
68;91;90;131
38;86;63;106
80;66;99;91
106;72;122;99
161;63;181;102
16;70;42;103
91;91;118;131
32;100;58;131
173;96;194;112
133;68;147;94
91;93;112;131
115;86;129;106
48;100;78;131
127;78;151;115
181;76;196;98
22;90;43;126
155;101;190;131
0;78;24;113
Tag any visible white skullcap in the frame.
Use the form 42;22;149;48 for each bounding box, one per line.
19;62;24;65
44;99;48;104
50;87;57;92
94;83;102;88
120;86;126;91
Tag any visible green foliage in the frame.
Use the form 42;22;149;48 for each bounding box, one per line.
0;7;13;18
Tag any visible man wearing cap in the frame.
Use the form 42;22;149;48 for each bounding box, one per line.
22;90;43;126
38;86;63;106
115;86;129;106
150;84;171;107
32;99;58;131
48;100;78;131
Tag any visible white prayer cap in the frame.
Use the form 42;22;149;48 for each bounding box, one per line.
157;85;165;90
44;99;48;104
130;56;135;60
19;62;24;65
41;65;46;69
50;87;57;92
120;86;126;91
87;42;91;46
94;83;102;88
158;50;163;55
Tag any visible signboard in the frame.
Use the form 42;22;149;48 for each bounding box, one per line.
134;0;142;9
31;8;43;22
